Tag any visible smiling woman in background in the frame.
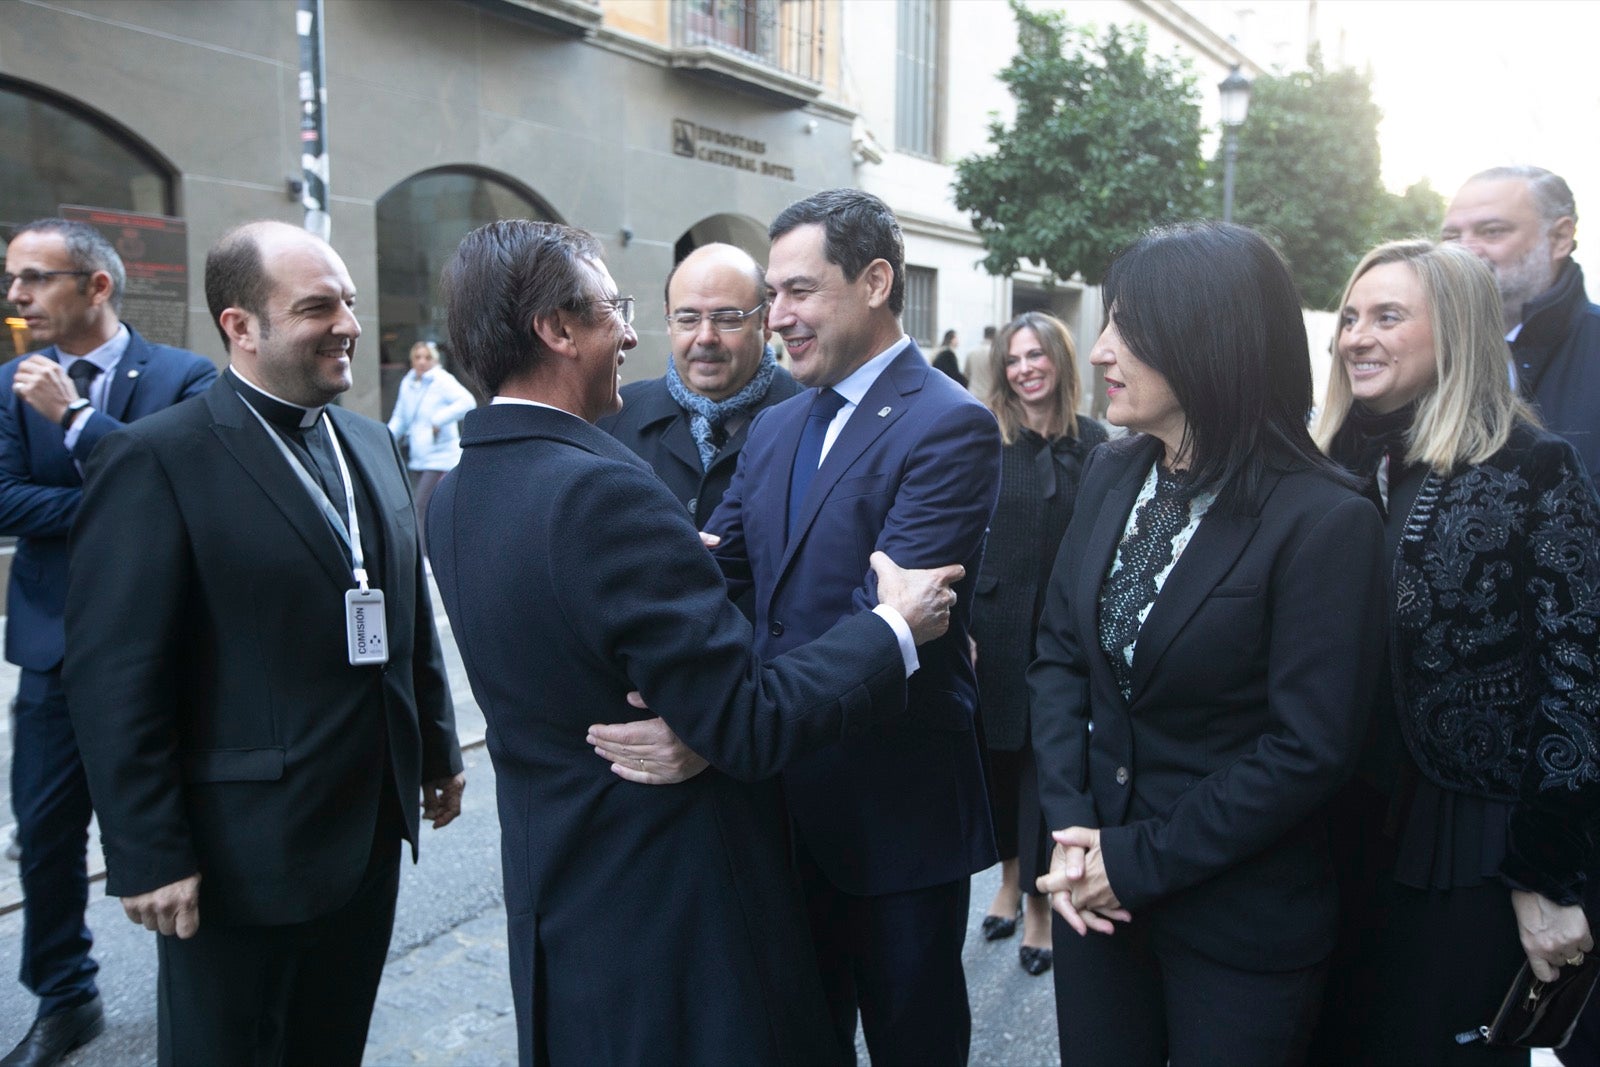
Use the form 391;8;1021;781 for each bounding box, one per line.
1029;221;1386;1065
970;312;1107;977
1310;239;1600;1066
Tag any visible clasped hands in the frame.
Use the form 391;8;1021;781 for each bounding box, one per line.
1036;827;1131;937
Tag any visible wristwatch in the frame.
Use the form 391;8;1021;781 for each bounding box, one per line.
60;398;92;429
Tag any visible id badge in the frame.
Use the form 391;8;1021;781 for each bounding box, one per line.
345;588;389;665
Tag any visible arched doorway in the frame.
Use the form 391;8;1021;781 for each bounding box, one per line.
1;76;176;356
375;167;557;411
672;213;768;266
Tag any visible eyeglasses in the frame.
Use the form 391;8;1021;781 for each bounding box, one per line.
2;269;92;290
667;301;766;334
583;295;635;326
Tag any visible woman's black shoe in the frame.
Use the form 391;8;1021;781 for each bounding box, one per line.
1019;945;1053;976
981;905;1020;941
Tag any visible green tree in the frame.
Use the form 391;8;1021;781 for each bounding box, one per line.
1215;58;1385;309
953;2;1206;286
1372;179;1447;244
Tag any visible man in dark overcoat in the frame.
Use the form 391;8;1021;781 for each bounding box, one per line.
425;219;962;1066
598;241;800;532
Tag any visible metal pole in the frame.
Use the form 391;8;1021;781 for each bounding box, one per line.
1222;127;1239;225
297;0;331;240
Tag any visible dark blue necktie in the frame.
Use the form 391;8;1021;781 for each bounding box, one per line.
67;359;102;400
788;388;846;541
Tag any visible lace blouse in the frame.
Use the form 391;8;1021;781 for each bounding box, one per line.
1097;461;1214;702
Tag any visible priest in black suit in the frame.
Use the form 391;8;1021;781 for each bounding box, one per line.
426;219;962;1066
63;220;463;1066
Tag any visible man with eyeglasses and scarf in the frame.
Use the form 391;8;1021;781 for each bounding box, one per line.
599;242;800;535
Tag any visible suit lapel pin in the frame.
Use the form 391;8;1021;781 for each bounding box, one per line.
877;406;891;417
127;369;140;378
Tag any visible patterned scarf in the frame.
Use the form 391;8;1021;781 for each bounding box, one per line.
665;345;779;469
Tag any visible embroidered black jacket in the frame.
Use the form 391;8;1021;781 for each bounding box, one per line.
1390;423;1600;902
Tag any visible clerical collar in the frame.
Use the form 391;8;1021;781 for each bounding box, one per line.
226;366;324;430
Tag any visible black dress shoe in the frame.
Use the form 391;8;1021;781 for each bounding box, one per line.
982;902;1022;941
1;996;105;1067
981;913;1018;940
1019;945;1053;976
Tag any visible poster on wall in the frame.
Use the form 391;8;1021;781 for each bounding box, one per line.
60;205;188;348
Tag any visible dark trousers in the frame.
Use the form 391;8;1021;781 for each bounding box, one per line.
795;839;972;1067
155;832;400;1067
1052;911;1326;1066
11;667;98;1018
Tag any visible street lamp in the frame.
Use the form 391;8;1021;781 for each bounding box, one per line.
1218;64;1252;224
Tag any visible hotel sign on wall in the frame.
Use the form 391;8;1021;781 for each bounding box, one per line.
672;120;796;181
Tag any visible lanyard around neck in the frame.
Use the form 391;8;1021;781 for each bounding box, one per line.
242;403;371;591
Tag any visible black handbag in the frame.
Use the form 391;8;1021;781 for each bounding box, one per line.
1457;954;1600;1050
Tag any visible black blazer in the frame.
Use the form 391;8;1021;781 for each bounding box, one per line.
1377;424;1600;904
428;402;910;1067
63;378;461;926
971;420;1107;750
1029;435;1386;969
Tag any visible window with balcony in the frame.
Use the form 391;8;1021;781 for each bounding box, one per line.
682;0;773;56
670;0;824;106
895;0;941;158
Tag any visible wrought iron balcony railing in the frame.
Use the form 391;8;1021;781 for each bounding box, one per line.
670;0;824;105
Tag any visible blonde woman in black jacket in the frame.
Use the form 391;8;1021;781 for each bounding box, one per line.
1311;239;1600;1066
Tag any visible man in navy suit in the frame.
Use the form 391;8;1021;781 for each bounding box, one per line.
596;189;1002;1063
0;218;215;1067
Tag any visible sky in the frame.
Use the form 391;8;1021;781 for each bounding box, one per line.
1234;0;1600;282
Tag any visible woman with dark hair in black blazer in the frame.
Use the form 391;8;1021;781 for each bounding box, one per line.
1310;240;1600;1066
971;312;1107;976
1029;221;1388;1065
